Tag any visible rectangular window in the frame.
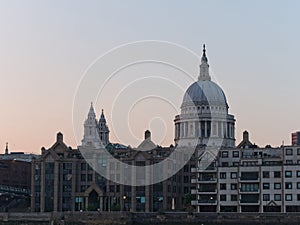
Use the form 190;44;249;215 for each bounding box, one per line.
286;148;293;155
231;172;237;179
220;195;226;201
274;171;281;178
222;151;229;158
220;172;226;179
297;171;300;177
233;151;239;158
263;183;270;189
274;183;281;189
263;194;270;201
297;148;300;155
87;174;93;182
297;194;300;201
286;160;293;165
233;162;239;167
220;183;226;190
231;183;237;190
274;194;281;201
231;194;237;201
222;162;229;167
81;163;86;171
285;182;292;189
285;194;292;201
285;171;292;178
81;174;86;181
263;171;270;178
80;185;86;192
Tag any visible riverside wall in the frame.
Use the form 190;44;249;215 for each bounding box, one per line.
0;212;299;225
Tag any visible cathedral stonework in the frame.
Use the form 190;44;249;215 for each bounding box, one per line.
81;103;110;148
174;45;235;148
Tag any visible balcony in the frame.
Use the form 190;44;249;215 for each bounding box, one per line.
240;172;259;181
191;177;217;183
240;188;259;193
198;177;217;182
240;194;260;204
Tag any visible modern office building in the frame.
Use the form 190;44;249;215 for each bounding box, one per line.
192;133;300;213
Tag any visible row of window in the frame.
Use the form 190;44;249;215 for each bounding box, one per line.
219;194;300;202
219;171;300;179
285;148;300;156
220;182;300;190
221;151;239;158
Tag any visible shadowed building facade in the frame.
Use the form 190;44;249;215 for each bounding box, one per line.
31;107;196;212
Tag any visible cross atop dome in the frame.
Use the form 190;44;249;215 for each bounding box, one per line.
198;44;211;81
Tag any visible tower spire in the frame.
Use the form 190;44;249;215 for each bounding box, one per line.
198;44;211;81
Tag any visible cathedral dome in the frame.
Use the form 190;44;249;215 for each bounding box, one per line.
181;80;228;107
181;44;228;108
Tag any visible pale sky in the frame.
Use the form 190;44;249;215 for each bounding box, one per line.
0;0;299;154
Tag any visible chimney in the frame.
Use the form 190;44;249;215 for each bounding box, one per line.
243;130;249;141
57;132;63;142
144;130;151;140
5;142;8;155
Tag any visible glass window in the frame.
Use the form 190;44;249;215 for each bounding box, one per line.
220;183;226;190
220;172;226;179
81;163;86;171
87;174;93;182
231;194;237;201
220;195;226;201
285;171;292;178
274;194;281;201
263;171;270;178
297;182;300;189
285;182;292;189
231;183;237;190
286;148;293;155
263;183;270;189
233;151;239;158
285;194;292;201
231;172;237;179
274;171;281;178
297;148;300;155
80;174;86;181
222;162;229;167
222;151;228;158
297;171;300;177
263;194;270;201
274;183;281;189
286;160;293;165
297;194;300;201
233;162;239;167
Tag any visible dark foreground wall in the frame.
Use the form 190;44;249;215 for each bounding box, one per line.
0;212;299;225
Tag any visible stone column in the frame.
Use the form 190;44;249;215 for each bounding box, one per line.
53;161;59;212
40;162;45;212
162;180;168;210
30;161;35;212
99;196;103;211
145;161;151;212
85;197;88;211
131;166;136;212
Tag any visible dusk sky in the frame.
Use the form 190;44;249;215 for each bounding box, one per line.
0;0;299;154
